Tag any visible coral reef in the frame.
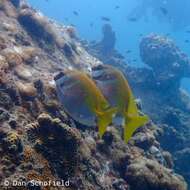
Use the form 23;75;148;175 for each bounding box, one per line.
84;26;190;189
0;1;188;190
27;113;81;180
139;35;190;186
96;24;116;55
140;34;190;90
18;7;65;48
126;157;186;190
86;24;124;69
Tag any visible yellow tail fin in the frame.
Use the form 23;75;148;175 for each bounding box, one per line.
96;107;117;138
127;93;139;115
124;114;149;143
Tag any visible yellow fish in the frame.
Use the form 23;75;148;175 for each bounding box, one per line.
92;65;149;143
54;70;117;137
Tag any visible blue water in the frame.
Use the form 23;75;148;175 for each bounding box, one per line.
28;0;190;93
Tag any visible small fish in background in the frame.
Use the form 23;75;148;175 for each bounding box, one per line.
90;22;94;27
70;23;76;27
126;50;132;54
165;33;171;36
73;11;79;16
186;30;190;33
160;7;168;15
92;65;149;143
64;17;69;22
101;17;111;22
185;39;189;43
54;70;117;138
128;17;137;22
114;5;120;10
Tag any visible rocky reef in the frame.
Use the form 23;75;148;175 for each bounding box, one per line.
0;1;188;190
84;24;190;189
139;34;190;187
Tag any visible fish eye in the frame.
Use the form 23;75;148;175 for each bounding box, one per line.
92;65;107;71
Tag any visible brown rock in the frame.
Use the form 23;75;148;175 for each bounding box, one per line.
16;82;37;100
21;47;38;63
126;158;187;190
14;65;32;81
1;48;23;67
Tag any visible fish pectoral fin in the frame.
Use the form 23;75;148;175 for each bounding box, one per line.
124;114;149;143
96;107;117;138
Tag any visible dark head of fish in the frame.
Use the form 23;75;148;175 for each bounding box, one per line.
92;65;106;71
92;65;106;80
54;72;65;81
92;65;114;81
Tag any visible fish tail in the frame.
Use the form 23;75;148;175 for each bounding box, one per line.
124;114;149;143
96;107;117;138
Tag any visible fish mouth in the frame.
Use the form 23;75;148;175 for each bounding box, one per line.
54;72;65;81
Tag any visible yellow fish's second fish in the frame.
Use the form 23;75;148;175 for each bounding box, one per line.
92;65;149;143
54;70;117;137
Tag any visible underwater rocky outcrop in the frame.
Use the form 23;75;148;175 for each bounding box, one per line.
84;24;125;70
0;0;188;190
139;34;190;187
140;34;190;92
84;25;190;189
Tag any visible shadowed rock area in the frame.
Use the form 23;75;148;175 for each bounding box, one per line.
0;1;188;190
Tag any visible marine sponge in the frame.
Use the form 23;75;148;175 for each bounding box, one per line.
6;132;20;145
2;131;23;154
